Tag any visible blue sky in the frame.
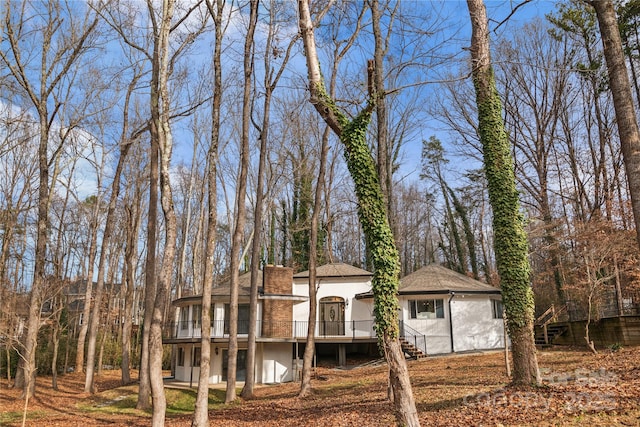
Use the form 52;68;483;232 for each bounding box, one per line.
393;1;560;185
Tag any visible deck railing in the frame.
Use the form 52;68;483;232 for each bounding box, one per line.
164;319;377;340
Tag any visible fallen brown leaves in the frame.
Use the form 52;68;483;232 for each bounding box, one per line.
1;347;640;426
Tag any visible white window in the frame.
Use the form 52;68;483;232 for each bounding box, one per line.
193;304;202;328
409;299;444;319
180;307;189;330
492;299;504;319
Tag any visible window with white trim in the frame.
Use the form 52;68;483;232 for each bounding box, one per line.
224;304;250;334
492;299;504;319
193;347;201;367
409;299;444;319
193;304;202;328
180;307;189;330
177;347;185;366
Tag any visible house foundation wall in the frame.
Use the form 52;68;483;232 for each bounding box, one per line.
550;316;640;347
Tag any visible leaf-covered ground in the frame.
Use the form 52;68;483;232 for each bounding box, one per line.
1;347;639;426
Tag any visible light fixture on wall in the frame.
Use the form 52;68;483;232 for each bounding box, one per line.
215;347;219;355
345;298;349;308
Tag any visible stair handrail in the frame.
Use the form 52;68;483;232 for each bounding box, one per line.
400;321;423;339
399;321;427;355
535;305;555;326
535;304;568;345
535;304;567;328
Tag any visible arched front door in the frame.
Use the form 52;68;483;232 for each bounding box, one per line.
320;296;345;336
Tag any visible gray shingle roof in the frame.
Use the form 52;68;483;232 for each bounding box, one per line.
293;262;373;279
399;265;500;295
209;270;262;297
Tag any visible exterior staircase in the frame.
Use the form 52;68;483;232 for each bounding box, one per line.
534;323;568;345
399;322;428;359
400;337;428;359
534;304;569;346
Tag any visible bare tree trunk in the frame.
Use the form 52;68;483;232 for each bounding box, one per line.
76;205;100;375
243;0;297;399
121;240;134;385
584;296;598;354
137;139;157;410
5;344;11;383
323;154;338;262
121;196;141;385
192;1;224;424
299;7;352;393
51;296;62;390
370;0;391;216
84;116;135;394
20;115;49;400
148;0;178;424
0;2;99;396
97;328;107;376
591;0;640;249
299;124;330;397
119;73;144;386
137;0;164;408
242;3;270;398
225;0;258;405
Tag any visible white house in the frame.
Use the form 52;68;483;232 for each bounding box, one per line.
165;263;505;385
392;265;505;355
292;263;378;366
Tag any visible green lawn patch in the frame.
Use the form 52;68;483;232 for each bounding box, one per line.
0;410;47;425
77;385;231;417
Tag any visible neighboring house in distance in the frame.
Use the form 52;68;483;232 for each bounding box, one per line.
165;263;505;385
62;279;142;332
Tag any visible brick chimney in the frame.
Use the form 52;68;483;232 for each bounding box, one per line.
262;265;293;338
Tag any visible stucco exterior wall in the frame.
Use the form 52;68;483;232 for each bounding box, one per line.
174;343;267;384
398;293;505;355
261;342;293;384
450;295;505;352
398;294;451;354
171;266;505;385
292;277;373;323
173;345;208;384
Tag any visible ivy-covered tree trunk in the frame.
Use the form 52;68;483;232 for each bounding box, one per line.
467;0;540;386
298;1;419;425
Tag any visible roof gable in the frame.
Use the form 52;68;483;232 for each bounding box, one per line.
399;265;500;295
293;262;372;279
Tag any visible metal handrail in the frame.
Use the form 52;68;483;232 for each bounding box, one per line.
164;319;378;340
399;321;427;355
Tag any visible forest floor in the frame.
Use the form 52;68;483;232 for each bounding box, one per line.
1;346;639;426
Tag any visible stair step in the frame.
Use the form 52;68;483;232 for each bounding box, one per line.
400;339;427;360
534;324;568;345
